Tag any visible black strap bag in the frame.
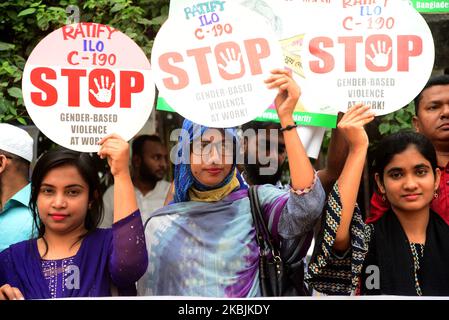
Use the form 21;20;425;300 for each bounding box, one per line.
248;185;311;296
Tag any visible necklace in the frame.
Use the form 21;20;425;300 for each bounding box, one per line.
409;242;425;296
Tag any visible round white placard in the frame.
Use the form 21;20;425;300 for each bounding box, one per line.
151;2;284;127
302;1;434;115
22;23;155;152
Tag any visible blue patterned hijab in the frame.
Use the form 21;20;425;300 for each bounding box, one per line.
173;119;247;203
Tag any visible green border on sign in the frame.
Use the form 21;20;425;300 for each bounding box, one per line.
156;97;175;112
409;0;449;13
156;97;337;128
255;109;337;128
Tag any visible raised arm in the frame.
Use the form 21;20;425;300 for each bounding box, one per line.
333;104;374;252
98;134;138;222
98;134;147;286
317;113;349;194
265;69;314;190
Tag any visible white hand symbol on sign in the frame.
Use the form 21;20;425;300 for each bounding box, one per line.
218;48;243;75
366;41;392;68
89;75;115;103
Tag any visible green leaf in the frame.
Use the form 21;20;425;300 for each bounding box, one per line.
3;114;14;121
395;115;407;125
2;63;16;75
36;16;50;30
395;109;404;117
149;16;167;25
0;42;15;51
137;17;152;25
9;106;17;116
111;3;127;13
383;113;394;121
7;87;22;99
18;8;37;17
16;97;24;107
378;123;390;135
17;117;27;125
30;1;43;8
13;74;23;82
161;5;169;16
13;55;26;69
390;124;400;134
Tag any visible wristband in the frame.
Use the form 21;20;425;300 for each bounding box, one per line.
280;124;298;132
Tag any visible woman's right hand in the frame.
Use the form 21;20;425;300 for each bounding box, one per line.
98;133;130;178
0;284;24;300
337;104;375;151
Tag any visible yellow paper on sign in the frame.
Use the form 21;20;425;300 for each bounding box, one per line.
280;34;305;78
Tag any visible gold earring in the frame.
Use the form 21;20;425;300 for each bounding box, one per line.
434;191;439;199
381;194;386;202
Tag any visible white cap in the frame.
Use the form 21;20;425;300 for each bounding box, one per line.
0;123;34;162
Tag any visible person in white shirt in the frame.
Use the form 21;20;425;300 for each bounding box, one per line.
100;135;171;228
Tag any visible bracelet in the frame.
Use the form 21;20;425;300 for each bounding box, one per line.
280;124;298;132
290;171;318;196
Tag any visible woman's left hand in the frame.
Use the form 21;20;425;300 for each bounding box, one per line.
98;133;130;178
265;69;300;121
337;103;375;152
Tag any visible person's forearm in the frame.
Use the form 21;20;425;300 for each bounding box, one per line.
318;126;349;194
333;147;367;251
279;115;314;190
113;172;138;223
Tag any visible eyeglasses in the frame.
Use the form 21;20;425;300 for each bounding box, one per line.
191;140;235;157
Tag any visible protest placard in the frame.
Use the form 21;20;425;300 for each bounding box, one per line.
302;0;435;115
22;22;155;152
151;1;284;127
160;0;339;128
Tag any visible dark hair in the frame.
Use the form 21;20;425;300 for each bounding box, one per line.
373;131;438;183
132;135;163;158
414;74;449;115
241;120;281;132
30;149;103;256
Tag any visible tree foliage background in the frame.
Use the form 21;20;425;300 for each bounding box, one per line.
0;0;169;125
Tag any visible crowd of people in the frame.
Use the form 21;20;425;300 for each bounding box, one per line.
1;72;448;299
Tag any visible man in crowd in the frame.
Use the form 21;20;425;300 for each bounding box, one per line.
100;134;171;227
0;123;34;252
241;120;347;194
241;121;287;187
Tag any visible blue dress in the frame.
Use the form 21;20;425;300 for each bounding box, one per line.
138;181;325;297
0;210;147;299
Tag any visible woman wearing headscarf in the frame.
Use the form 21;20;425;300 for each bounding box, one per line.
137;69;325;297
